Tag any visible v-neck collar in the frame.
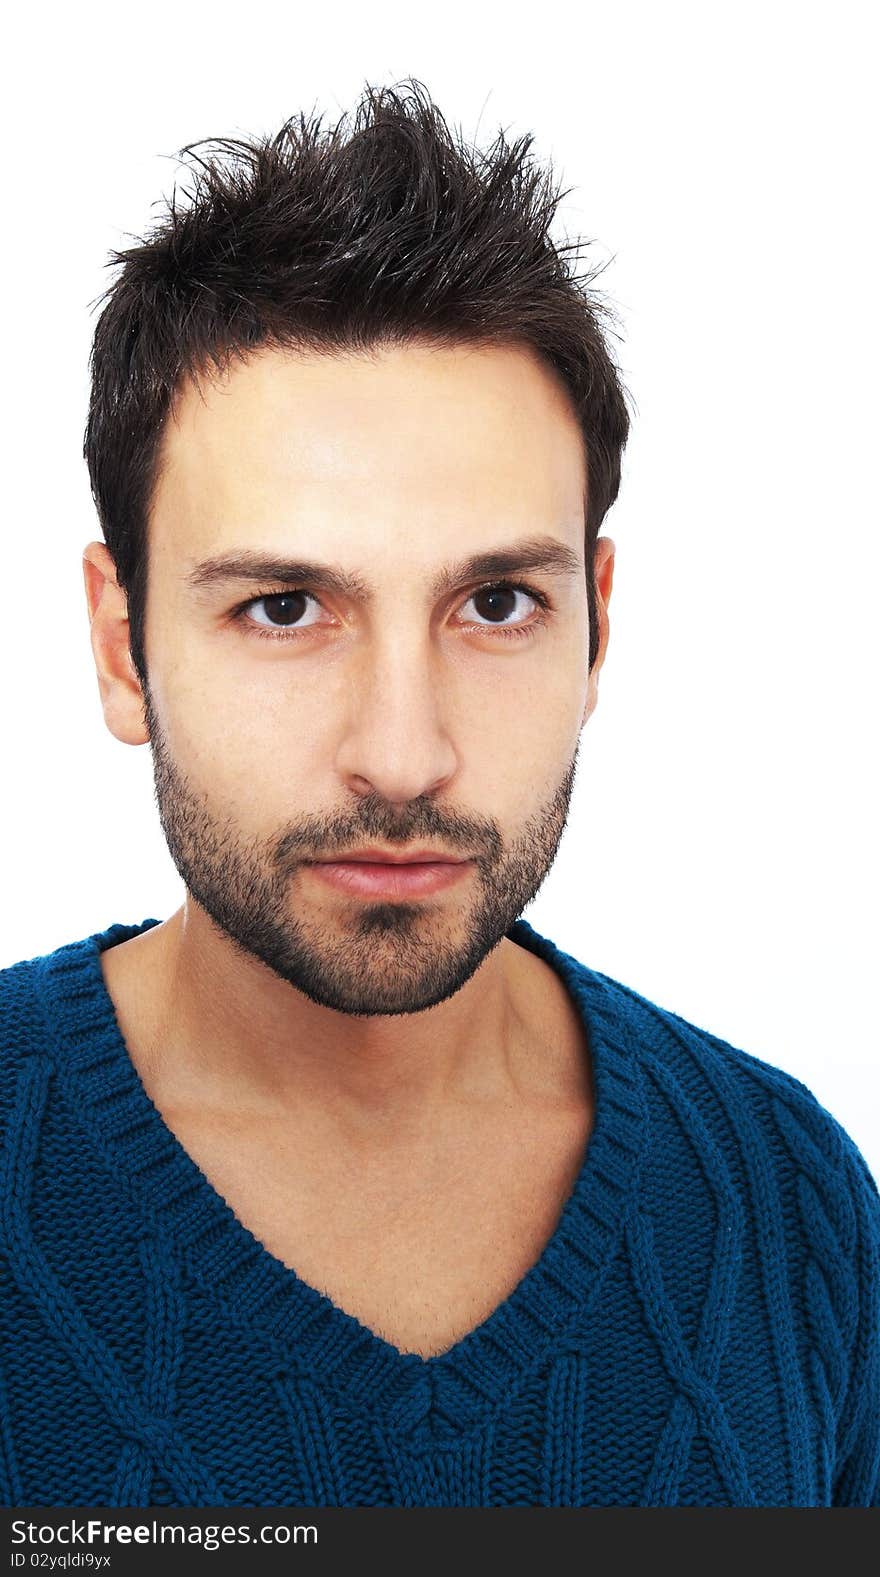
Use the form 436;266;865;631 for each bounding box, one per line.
38;915;647;1439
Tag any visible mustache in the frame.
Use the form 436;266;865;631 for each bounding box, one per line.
272;798;503;867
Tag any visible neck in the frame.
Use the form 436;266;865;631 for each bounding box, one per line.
100;901;592;1141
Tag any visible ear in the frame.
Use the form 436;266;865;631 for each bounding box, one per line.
580;536;615;729
82;542;150;746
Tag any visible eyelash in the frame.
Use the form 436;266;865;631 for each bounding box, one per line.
229;581;553;645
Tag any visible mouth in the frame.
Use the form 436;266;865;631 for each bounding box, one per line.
304;851;472;900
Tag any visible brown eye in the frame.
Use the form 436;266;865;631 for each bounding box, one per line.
473;586;519;623
462;583;541;627
244;590;322;630
260;592;308;626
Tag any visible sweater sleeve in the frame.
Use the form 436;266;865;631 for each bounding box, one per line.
831;1137;880;1506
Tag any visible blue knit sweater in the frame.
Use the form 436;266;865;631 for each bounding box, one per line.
1;916;878;1508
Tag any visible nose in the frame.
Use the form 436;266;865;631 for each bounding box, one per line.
334;630;459;804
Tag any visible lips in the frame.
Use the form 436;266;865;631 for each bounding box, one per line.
305;855;472;900
319;846;466;865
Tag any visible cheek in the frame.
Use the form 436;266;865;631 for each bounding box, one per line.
201;699;336;805
150;649;340;811
452;654;587;802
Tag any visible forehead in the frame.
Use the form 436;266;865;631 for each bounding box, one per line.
150;339;588;571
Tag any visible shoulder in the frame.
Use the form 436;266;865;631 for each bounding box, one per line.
588;957;880;1505
0;926;121;1119
547;934;879;1287
0;942;52;1049
521;922;875;1199
0;935;75;1101
589;957;875;1189
588;955;879;1338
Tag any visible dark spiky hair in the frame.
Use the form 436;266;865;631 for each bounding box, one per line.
84;77;632;688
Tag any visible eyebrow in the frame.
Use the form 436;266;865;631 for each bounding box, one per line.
185;533;584;601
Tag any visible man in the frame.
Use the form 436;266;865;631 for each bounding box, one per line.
1;79;877;1510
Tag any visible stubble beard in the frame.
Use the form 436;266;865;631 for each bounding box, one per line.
143;685;579;1017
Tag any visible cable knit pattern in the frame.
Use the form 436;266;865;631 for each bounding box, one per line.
1;917;877;1507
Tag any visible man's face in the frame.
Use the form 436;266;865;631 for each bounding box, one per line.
140;339;604;1016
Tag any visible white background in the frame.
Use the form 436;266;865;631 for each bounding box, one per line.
2;2;877;1174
